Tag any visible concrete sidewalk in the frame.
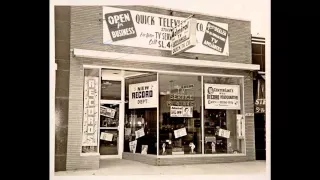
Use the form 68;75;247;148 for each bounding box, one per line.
55;159;266;176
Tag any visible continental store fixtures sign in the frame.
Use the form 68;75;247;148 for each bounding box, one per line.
82;77;99;146
129;81;158;109
204;84;240;110
103;7;229;56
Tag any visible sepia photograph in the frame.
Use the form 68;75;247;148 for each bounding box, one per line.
50;0;269;179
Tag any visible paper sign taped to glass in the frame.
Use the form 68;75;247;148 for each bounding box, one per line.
135;128;145;139
205;136;216;142
100;106;116;118
174;127;187;138
218;129;230;138
170;106;193;117
125;128;132;136
100;132;113;141
141;145;148;154
129;140;137;153
236;114;245;139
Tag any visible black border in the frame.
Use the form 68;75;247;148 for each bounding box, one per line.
8;1;49;177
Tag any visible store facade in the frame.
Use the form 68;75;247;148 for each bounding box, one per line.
55;5;260;171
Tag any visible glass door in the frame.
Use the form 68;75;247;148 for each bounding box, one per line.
99;69;124;158
100;101;121;156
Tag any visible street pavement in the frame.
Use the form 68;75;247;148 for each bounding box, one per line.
55;159;266;177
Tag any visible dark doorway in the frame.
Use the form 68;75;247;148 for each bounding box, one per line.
254;113;266;160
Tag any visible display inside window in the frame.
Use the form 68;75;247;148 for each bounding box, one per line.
203;76;245;154
159;74;202;155
123;73;158;155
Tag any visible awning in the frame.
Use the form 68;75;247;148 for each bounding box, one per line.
73;48;260;71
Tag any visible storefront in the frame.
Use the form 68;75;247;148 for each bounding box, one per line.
56;5;260;170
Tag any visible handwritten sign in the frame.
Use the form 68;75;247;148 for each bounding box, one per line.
129;81;158;109
103;7;229;56
204;84;240;110
174;128;187;138
100;132;113;141
81;77;99;146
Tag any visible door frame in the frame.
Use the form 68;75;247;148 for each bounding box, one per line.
99;70;125;159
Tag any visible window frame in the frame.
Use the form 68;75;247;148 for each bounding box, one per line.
82;65;247;158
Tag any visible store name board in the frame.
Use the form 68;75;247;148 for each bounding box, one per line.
129;81;158;109
82;77;99;146
103;7;229;56
255;99;266;113
204;84;240;110
171;18;197;55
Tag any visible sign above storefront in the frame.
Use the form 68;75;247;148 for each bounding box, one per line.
204;84;240;110
171;18;197;55
103;7;229;56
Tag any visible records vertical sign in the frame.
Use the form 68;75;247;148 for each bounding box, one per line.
82;77;99;146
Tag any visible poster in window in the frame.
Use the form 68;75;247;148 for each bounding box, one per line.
170;106;193;117
82;76;99;146
141;145;148;155
174;127;187;138
218;128;230;138
100;106;116;118
204;84;240;110
100;132;113;141
125;128;132;136
236;114;245;139
129;140;137;153
129;81;158;109
135;128;145;139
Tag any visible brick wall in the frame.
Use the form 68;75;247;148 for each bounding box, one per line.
55;6;71;172
63;5;255;170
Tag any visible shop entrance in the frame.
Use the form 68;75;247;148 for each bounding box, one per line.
99;69;152;159
99;70;124;159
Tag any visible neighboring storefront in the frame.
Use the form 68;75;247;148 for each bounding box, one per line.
251;36;266;160
55;5;260;171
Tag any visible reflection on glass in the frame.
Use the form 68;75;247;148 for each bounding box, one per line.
159;74;202;155
101;80;121;100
